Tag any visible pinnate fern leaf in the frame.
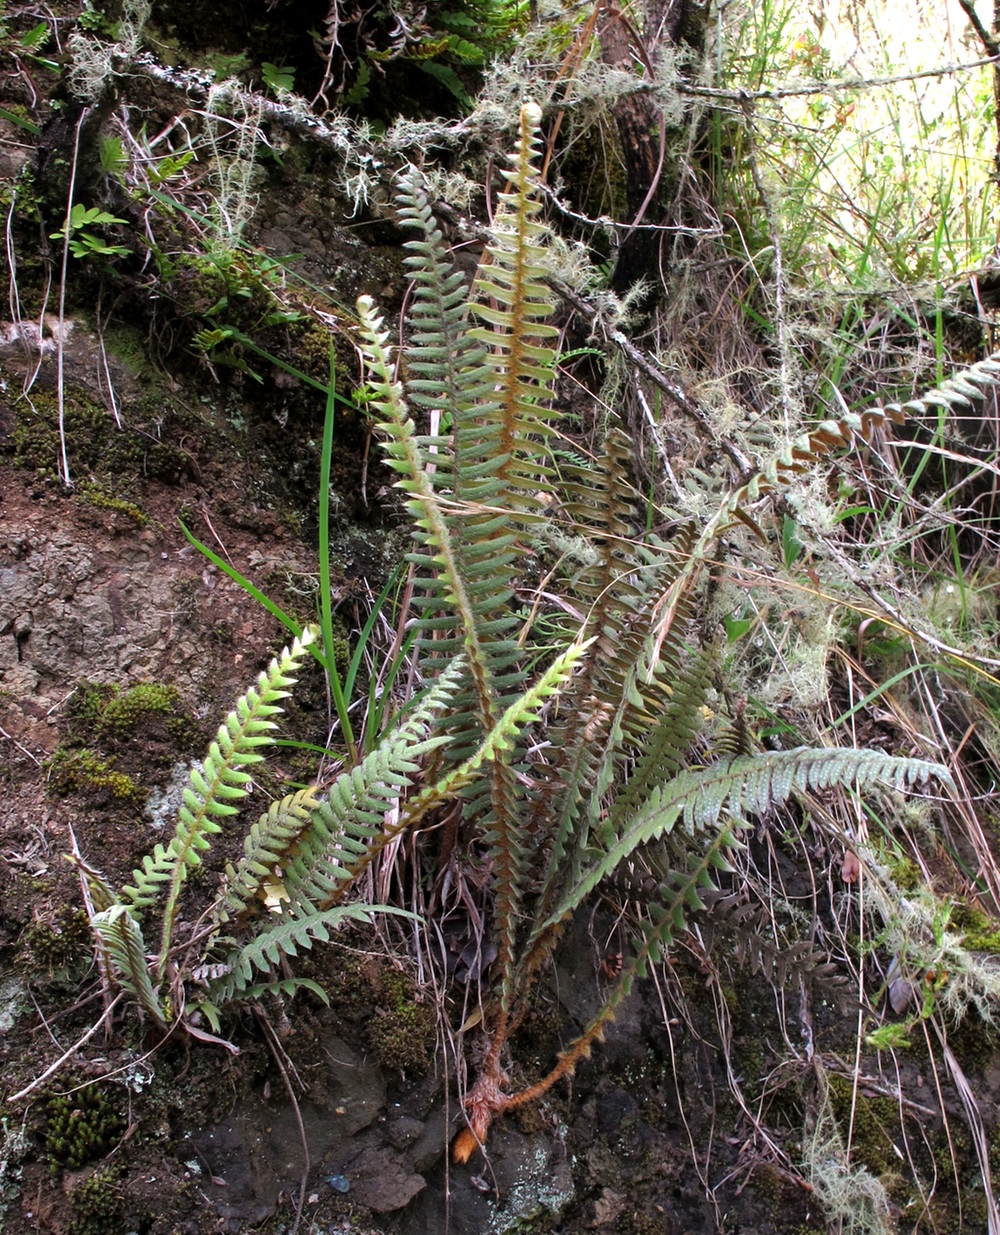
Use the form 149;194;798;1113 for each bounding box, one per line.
532;747;951;947
121;627;317;980
90;905;167;1028
206;904;418;1005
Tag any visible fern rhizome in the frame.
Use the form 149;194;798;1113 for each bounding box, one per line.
69;103;968;1164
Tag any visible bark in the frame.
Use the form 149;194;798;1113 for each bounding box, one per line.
598;0;708;296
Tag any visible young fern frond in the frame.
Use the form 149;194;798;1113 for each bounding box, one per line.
292;641;590;918
120;627;317;977
272;665;463;916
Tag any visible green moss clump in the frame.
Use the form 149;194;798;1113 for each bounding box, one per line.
882;850;922;893
96;682;189;743
77;484;148;526
45;1084;125;1170
5;386;188;486
826;1074;910;1202
47;748;144;806
62;679;197;776
950;901;1000;953
69;1166;125;1235
368;968;435;1075
25;907;91;972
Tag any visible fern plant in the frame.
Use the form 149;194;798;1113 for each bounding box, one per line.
356;102;955;1159
72;621;587;1046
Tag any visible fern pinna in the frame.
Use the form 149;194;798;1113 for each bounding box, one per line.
359;102;955;1161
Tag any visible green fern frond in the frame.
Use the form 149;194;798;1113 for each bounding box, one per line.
531;747;950;949
274;669;462;915
215;787;321;922
90;905;167;1028
397;166;484;430
269;645;586;925
598;649;715;845
357;296;501;725
206;904;417;1005
467;101;559;522
121;627;317;979
213;658;463;969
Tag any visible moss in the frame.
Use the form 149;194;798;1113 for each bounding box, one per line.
880;849;922;893
97;682;190;743
45;1083;125;1171
6;385;189;486
24;907;91;973
77;484;148;526
47;748;145;807
63;680;197;772
950;901;1000;954
69;1166;125;1235
826;1074;908;1195
367;968;436;1075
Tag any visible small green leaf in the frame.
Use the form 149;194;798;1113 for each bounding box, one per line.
781;513;804;568
724;613;753;642
261;62;295;96
866;1023;913;1050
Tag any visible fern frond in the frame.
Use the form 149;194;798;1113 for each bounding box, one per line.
214;787;321;921
90;905;167;1028
357;296;501;730
397;165;485;429
705;357;1000;538
597;649;715;845
214;658;462;945
469;101;560;506
121;627;317;979
277;729;445;915
531;747;951;948
885;350;1000;416
206;904;417;1005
